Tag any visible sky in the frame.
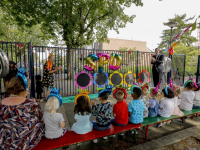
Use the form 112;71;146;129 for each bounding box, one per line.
107;0;200;51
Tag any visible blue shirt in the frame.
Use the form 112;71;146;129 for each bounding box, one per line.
92;102;112;127
148;98;159;117
128;100;145;124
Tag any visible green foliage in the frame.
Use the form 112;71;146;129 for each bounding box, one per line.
173;43;199;76
159;14;197;51
1;0;143;48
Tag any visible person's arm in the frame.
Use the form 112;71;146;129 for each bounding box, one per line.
155;54;164;64
91;100;98;116
128;103;132;117
113;104;116;117
159;100;164;109
151;56;156;64
59;114;65;128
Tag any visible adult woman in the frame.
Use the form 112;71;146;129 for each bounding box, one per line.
0;68;44;150
42;52;62;96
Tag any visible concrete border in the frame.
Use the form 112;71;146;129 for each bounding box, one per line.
127;125;200;150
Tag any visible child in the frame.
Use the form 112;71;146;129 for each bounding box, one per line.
35;75;43;99
193;83;200;109
42;88;67;139
112;88;129;126
148;88;162;117
91;85;112;143
179;78;195;111
159;86;175;118
71;90;93;134
141;84;150;118
172;84;184;116
128;85;145;124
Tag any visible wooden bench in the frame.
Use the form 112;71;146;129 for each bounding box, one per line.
139;108;200;139
32;123;142;150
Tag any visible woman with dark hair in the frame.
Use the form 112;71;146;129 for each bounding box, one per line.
0;68;44;150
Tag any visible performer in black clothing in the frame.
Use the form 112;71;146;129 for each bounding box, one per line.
35;75;43;99
151;48;165;87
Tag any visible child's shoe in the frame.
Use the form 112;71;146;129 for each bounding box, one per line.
119;132;124;136
158;122;166;128
111;135;115;137
93;139;98;143
103;136;107;139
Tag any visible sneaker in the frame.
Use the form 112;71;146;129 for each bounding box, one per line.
111;135;115;137
158;122;166;128
103;136;107;140
93;139;98;143
131;130;137;134
166;120;171;124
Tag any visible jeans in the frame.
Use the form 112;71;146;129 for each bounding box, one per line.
193;105;200;109
111;118;127;126
91;121;111;131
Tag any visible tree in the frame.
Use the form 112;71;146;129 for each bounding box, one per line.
173;42;199;76
158;14;197;51
1;0;143;79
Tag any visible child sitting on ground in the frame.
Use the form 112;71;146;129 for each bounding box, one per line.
172;84;184;116
35;75;43;99
91;85;113;143
193;83;200;109
42;88;67;139
71;90;93;134
159;85;175;118
179;77;195;111
141;84;150;118
112;88;129;126
128;84;145;124
148;86;162;117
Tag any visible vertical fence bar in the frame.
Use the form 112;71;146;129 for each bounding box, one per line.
136;51;139;81
196;55;200;83
183;54;186;85
29;42;35;98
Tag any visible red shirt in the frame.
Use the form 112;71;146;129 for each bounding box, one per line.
113;101;129;124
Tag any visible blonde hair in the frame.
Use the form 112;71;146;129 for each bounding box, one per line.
115;90;124;101
44;96;59;114
173;84;181;96
150;88;163;101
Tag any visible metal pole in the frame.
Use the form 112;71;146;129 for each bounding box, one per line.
183;54;186;85
167;27;173;83
196;55;200;83
29;42;35;98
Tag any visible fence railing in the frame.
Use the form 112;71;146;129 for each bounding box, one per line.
0;42;186;98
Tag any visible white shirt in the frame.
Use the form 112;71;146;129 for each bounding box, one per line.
159;97;175;118
173;96;181;106
179;91;195;111
193;91;200;106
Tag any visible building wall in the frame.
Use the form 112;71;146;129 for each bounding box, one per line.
102;38;150;52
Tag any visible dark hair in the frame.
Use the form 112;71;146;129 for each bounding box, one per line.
74;96;91;115
35;75;41;81
99;90;109;100
162;87;175;98
194;83;200;91
133;87;142;99
186;82;194;90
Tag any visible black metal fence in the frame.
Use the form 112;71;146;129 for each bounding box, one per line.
0;41;186;98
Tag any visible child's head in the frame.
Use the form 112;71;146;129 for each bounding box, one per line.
150;88;163;101
184;80;194;91
74;96;91;115
35;75;41;81
98;90;109;101
162;87;175;98
115;90;124;101
173;84;181;96
131;87;142;99
142;87;148;96
44;96;59;114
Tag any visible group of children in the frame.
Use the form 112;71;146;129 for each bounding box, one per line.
41;77;200;143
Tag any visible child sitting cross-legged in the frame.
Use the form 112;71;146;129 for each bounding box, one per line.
91;85;113;143
128;84;145;124
112;87;129;127
71;90;93;134
179;77;195;111
193;83;200;109
148;82;163;117
42;88;67;139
